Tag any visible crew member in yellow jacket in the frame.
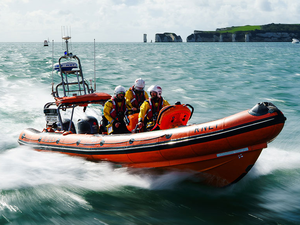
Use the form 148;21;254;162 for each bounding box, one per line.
103;85;130;134
137;85;170;131
125;78;149;114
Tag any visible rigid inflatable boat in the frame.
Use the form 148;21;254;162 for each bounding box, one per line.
18;36;286;187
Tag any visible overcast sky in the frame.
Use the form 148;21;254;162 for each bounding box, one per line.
1;0;300;42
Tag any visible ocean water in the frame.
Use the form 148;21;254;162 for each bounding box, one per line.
0;41;300;224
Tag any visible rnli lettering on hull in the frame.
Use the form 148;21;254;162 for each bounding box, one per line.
194;124;218;133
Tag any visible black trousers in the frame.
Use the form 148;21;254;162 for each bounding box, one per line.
113;120;130;134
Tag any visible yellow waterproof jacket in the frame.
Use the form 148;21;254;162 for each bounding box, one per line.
125;88;149;111
103;99;128;124
138;98;170;122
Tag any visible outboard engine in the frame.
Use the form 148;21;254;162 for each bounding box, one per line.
44;107;59;128
77;116;99;134
44;104;76;133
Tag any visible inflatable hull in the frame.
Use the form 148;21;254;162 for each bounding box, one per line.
18;102;286;187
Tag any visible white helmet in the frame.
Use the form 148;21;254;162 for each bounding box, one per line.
134;78;145;91
147;85;162;97
114;85;126;96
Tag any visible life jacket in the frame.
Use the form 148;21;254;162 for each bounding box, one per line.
109;97;127;121
146;97;164;121
130;86;146;108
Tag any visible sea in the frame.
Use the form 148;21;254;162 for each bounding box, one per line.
0;41;300;225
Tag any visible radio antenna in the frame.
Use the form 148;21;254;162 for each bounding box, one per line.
51;40;54;92
61;26;72;54
94;39;96;92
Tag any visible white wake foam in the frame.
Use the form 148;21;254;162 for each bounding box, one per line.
0;147;189;191
249;146;300;178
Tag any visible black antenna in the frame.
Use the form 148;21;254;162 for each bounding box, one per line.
94;39;96;92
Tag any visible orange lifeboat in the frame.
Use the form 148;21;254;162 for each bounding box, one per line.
18;102;286;187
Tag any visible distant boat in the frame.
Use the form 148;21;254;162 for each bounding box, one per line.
292;38;299;44
44;40;49;46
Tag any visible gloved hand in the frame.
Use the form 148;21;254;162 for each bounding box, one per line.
115;122;121;128
137;122;143;129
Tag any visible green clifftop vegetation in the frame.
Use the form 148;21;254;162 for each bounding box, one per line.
188;23;300;42
217;25;262;33
199;23;300;34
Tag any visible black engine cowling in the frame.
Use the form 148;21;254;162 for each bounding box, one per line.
77;116;99;134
